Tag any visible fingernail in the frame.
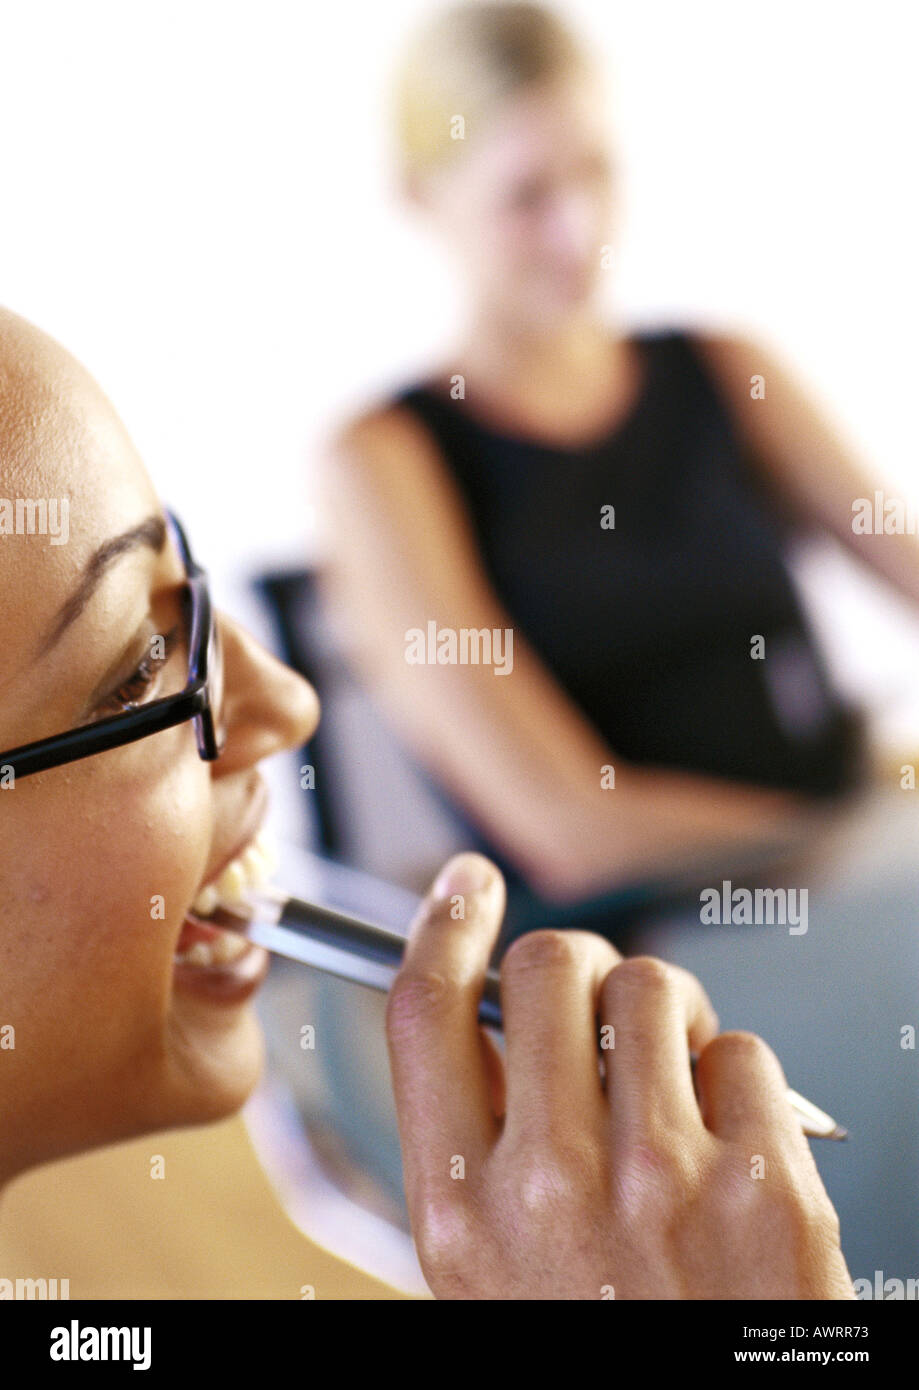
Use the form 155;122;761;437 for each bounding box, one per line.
432;852;495;901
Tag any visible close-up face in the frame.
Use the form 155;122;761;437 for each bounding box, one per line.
413;70;618;331
0;309;318;1182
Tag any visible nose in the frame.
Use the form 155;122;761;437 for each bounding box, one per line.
545;181;607;267
542;170;611;268
210;611;320;775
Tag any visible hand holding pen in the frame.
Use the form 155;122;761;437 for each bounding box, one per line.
220;846;854;1298
236;869;847;1142
382;853;854;1300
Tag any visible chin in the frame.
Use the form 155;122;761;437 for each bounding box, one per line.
520;293;588;331
161;993;268;1127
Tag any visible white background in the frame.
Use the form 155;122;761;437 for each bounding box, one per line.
2;0;917;753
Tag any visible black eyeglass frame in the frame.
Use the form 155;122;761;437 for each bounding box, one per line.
0;510;225;781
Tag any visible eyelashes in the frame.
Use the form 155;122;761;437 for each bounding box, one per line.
94;624;182;719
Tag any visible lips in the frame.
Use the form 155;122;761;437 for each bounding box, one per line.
172;932;269;1003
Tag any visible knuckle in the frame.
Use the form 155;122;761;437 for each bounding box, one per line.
510;1138;603;1218
706;1029;777;1067
762;1164;843;1243
385;968;456;1038
604;954;675;1003
712;1152;773;1215
779;1187;838;1247
502;929;582;981
762;1182;821;1239
714;1151;840;1245
412;1192;480;1278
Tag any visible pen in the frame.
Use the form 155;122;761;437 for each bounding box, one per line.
227;885;847;1141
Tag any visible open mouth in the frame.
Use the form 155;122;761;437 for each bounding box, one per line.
172;830;278;995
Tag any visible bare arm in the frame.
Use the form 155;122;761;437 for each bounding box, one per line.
696;331;919;607
317;405;821;901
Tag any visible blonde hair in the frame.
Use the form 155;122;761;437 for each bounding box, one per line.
392;1;594;178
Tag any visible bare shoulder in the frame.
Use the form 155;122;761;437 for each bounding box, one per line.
691;327;798;402
321;393;473;532
319;391;484;574
692;326;771;376
689;326;846;484
327;397;445;476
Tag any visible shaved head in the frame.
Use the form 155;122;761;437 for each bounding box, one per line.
1;308;81;492
0;306;164;703
0;306;128;497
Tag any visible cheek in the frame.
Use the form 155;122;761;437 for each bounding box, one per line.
442;184;525;275
461;213;534;290
1;751;212;1027
497;210;567;284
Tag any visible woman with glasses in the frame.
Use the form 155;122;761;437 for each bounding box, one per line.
0;305;853;1298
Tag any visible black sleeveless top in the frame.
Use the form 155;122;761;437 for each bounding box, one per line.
393;330;864;797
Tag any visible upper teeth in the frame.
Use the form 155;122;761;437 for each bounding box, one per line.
192;829;278;916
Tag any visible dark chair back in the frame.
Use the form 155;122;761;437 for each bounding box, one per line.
252;569;473;893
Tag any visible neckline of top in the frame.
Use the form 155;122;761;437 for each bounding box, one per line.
408;331;665;456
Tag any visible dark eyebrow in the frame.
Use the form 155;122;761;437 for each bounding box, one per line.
39;514;168;657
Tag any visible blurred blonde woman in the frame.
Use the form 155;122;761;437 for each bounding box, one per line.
321;1;919;913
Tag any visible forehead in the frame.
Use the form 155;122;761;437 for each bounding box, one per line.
0;312;160;654
462;74;612;186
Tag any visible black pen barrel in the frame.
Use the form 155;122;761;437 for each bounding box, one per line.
279;894;504;1029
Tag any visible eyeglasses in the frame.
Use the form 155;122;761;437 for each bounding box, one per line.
0;510;226;782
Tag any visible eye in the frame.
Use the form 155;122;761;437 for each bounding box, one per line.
95;625;182;718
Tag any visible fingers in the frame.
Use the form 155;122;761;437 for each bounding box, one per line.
693;1030;805;1149
500;930;621;1142
600;956;720;1134
386;852;506;1191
